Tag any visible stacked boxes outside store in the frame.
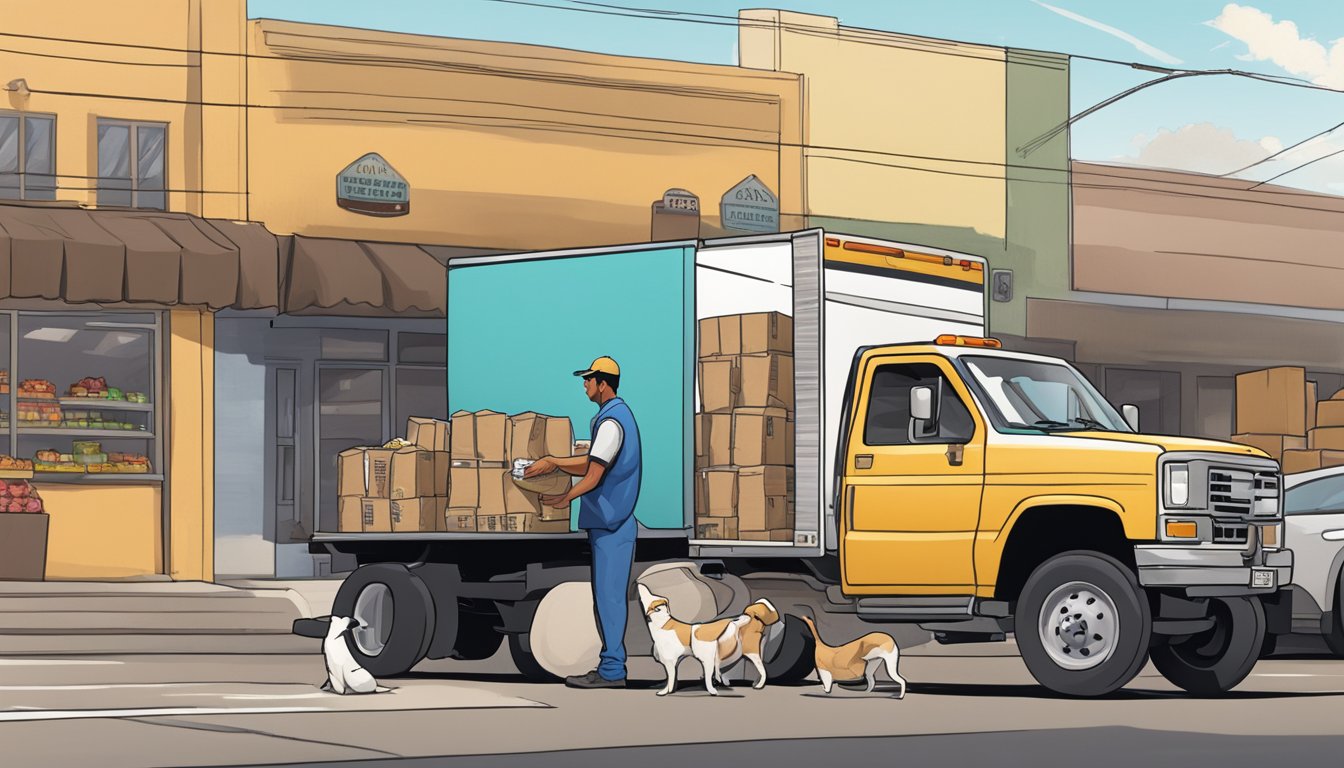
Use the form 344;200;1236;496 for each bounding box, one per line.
336;412;576;533
1233;366;1344;474
695;312;796;542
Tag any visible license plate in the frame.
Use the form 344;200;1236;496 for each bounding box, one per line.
1251;568;1275;589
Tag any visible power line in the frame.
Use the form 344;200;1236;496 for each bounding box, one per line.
1224;120;1344;177
1249;146;1344;190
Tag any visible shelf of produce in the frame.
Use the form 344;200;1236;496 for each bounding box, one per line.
0;468;34;479
17;428;154;438
56;398;153;411
32;472;161;483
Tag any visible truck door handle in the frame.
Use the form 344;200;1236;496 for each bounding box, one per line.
854;454;873;470
946;444;964;466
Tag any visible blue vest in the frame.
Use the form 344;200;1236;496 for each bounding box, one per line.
578;397;642;531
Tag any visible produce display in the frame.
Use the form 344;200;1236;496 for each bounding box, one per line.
18;401;61;423
0;369;9;395
65;377;145;402
58;409;141;430
18;379;56;400
0;455;34;471
33;442;150;474
0;479;43;513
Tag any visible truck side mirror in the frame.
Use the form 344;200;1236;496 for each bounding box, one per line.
911;386;935;421
1122;404;1140;432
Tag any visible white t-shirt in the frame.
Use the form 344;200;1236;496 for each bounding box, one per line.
589;419;624;467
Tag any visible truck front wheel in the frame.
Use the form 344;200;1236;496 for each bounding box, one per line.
331;564;435;677
1150;596;1264;696
1015;552;1152;697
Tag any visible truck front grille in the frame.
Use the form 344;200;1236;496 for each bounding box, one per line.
1209;468;1279;517
1212;521;1249;544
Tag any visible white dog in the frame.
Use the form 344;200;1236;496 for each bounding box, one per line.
637;583;751;696
321;616;390;694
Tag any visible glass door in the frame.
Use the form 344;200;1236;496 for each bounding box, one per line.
316;366;386;532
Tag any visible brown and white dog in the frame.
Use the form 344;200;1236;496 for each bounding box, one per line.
800;614;906;698
637;582;751;696
738;598;781;689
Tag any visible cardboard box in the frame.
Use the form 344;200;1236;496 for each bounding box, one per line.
739;353;793;410
434;452;451;497
1311;427;1344;451
503;472;543;516
740;529;792;542
699;357;740;414
478;513;566;534
699;317;721;358
1236;367;1307;436
1283;449;1344;475
694;412;731;467
338;496;363;532
786;419;796;465
694;414;707;469
700;468;737;518
407;417;449;451
1333;387;1344;401
442;508;477;531
718;315;742;356
1232;433;1306;458
450;410;476;459
536;500;570;522
390;447;436;499
477;410;509;462
733;407;789;467
737;465;794;531
508;412;575;461
360;498;392;533
448;461;479;509
391;498;437;533
477;466;509;515
739;312;793;355
338;448;367;497
1308;381;1320;431
1318;400;1344;429
363;448;395;498
695;517;738;540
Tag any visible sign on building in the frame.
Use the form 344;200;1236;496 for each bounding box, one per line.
651;188;701;240
720;175;778;233
337;153;410;217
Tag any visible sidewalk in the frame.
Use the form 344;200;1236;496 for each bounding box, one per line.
0;578;341;655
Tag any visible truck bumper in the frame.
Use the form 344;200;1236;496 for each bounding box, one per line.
1134;545;1293;597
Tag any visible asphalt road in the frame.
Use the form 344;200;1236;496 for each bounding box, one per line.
6;635;1344;767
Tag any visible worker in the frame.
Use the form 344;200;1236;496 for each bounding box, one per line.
524;356;642;688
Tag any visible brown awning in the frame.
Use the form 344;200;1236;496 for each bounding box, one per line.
282;235;445;317
0;203;281;310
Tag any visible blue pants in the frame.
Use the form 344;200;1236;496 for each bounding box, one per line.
588;515;637;681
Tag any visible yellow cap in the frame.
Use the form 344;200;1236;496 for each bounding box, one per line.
574;356;620;377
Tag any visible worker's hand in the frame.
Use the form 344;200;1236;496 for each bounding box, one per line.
539;493;570;509
524;457;556;478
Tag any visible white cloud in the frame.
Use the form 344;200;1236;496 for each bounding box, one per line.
1208;4;1344;88
1032;1;1182;65
1117;122;1279;175
1234;125;1344;193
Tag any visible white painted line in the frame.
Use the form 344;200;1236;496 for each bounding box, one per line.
0;683;204;691
166;692;329;701
0;706;329;722
1255;673;1344;678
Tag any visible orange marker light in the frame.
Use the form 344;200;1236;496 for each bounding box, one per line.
842;241;906;258
825;238;840;247
935;335;1003;349
1165;520;1198;539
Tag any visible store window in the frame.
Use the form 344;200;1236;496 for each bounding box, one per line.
1106;368;1180;435
96;119;166;210
0;111;56;200
6;313;159;480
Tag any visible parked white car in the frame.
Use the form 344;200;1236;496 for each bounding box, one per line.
1282;467;1344;655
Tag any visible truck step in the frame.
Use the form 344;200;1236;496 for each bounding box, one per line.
857;596;974;623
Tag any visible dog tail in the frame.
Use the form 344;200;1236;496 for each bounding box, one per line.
797;607;821;643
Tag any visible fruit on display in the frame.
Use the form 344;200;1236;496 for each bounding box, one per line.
67;377;107;398
0;479;43;513
19;379;56;400
34;443;150;474
0;369;9;395
0;455;33;470
18;401;61;423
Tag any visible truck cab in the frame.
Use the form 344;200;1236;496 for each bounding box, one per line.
837;336;1291;696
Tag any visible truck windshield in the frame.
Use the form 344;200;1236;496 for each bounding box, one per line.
960;356;1132;433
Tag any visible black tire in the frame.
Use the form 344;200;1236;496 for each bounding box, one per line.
1325;570;1344;658
331;564;435;677
508;632;559;683
764;614;817;685
1015;551;1152;697
451;609;504;661
1259;631;1278;659
1151;596;1264;696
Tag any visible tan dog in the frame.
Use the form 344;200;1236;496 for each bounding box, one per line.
738;598;781;689
800;615;906;698
638;583;751;696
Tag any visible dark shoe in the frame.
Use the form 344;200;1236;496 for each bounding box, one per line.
564;670;627;689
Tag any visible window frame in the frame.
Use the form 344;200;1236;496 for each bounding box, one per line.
95;118;168;210
0;109;57;200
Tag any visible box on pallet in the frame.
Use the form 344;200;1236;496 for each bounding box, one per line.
694;412;732;468
443;508;477;531
697;468;737;518
406;417;449;451
448;461;480;509
740;312;793;355
1235;367;1307;436
507;412;574;462
503;472;542;515
337;447;395;498
479;513;570;534
391;498;437;532
477;465;509;515
738;353;794;410
698;357;740;414
338;496;362;532
451;410;509;461
738;465;794;531
390;447;435;499
1232;434;1306;459
1282;449;1344;475
733;407;789;466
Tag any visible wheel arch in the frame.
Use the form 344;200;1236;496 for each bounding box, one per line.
989;500;1136;602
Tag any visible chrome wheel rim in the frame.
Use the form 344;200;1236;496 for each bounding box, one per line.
352;583;392;657
1038;581;1119;671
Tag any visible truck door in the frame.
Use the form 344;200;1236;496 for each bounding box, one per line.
841;354;984;592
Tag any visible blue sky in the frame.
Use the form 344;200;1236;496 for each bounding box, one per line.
247;1;1344;193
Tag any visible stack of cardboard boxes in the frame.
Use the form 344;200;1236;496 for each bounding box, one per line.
1233;366;1342;474
336;411;577;533
694;311;796;542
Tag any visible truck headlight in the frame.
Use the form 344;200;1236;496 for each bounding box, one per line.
1166;463;1190;507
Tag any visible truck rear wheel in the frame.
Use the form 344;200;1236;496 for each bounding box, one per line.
331;564;435;677
1151;596;1263;696
763;614;816;684
508;632;559;683
1015;552;1151;697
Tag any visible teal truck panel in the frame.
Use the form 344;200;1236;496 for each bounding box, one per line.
446;245;694;531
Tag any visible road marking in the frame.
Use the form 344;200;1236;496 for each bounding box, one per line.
1255;673;1344;677
166;692;329;700
0;706;329;722
0;683;204;691
0;659;122;666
